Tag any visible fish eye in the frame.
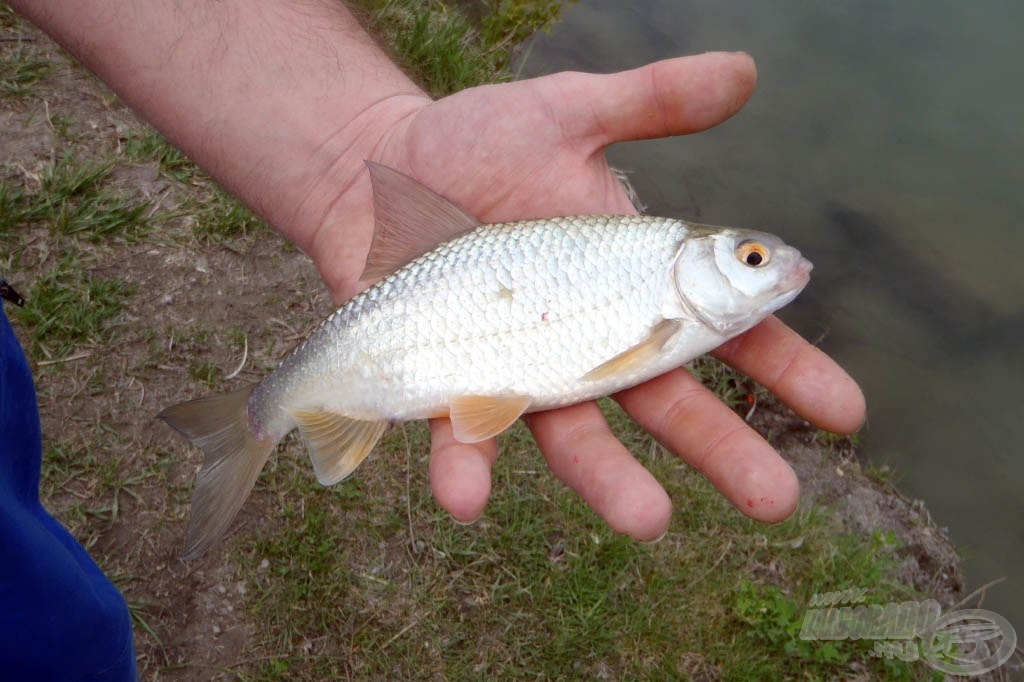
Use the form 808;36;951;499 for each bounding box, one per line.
736;240;771;267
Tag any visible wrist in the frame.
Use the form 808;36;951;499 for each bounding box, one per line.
293;92;432;303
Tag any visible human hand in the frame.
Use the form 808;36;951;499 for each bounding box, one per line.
311;52;866;539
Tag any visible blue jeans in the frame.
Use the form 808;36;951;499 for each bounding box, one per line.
0;306;137;680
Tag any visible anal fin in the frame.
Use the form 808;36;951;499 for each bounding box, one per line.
581;319;681;383
290;409;387;485
449;394;531;443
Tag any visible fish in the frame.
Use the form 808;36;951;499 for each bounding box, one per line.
159;162;813;558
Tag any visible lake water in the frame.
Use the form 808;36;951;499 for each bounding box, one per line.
523;0;1023;629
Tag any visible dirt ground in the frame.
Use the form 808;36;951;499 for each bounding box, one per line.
2;20;971;681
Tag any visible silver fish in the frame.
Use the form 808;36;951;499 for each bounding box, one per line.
160;162;812;558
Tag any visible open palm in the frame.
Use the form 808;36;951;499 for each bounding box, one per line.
317;52;865;539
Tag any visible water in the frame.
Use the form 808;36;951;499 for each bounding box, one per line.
523;0;1024;628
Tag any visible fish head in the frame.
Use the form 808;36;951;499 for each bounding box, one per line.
671;226;813;337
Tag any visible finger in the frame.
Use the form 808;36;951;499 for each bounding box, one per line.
545;51;757;147
428;417;498;523
615;369;800;523
712;316;866;434
524;402;672;541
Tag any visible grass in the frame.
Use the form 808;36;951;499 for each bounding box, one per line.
355;0;574;97
478;0;572;48
122;128;193;179
0;40;51;95
360;0;501;97
0;2;19;28
121;127;265;244
191;190;265;244
2;154;154;243
14;251;134;358
0;179;29;235
188;359;221;389
39;431;153;550
688;354;756;411
234;405;935;680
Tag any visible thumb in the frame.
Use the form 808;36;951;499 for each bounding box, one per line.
543;52;757;148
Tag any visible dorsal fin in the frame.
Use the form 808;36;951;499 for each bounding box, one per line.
360;162;481;280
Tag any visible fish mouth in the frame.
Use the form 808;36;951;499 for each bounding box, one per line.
785;257;814;290
764;257;813;313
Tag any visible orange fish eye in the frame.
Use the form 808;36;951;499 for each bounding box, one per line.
736;240;771;267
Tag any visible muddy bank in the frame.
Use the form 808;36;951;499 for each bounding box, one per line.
751;399;963;608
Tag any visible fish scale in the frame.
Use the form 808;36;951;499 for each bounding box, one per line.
159;162;811;558
255;215;688;436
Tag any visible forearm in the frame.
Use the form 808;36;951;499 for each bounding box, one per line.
11;0;428;261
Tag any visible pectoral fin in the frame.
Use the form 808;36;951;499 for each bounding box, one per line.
581;319;681;383
449;394;531;443
290;409;387;485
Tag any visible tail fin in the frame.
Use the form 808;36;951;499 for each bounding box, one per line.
158;386;276;559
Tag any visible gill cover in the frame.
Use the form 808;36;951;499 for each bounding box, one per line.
671;227;811;336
